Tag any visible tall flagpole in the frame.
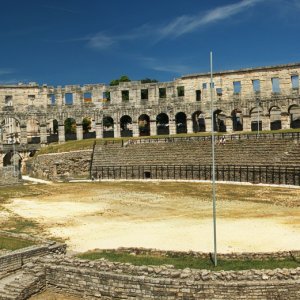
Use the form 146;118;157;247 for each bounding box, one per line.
210;51;217;267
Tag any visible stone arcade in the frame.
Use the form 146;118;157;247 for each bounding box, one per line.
0;62;299;148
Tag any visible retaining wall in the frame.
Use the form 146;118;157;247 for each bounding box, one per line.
26;150;92;180
25;255;300;300
0;241;66;279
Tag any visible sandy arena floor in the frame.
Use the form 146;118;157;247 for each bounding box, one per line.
2;181;300;253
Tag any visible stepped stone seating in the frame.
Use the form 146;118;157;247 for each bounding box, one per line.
92;139;298;169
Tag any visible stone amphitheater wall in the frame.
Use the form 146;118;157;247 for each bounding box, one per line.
26;150;92;180
24;254;300;299
0;63;300;145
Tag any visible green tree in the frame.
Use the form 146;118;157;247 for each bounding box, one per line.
141;78;158;84
64;118;76;134
109;75;131;86
82;117;91;133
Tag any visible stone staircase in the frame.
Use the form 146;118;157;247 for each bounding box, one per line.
0;269;45;300
91;139;298;171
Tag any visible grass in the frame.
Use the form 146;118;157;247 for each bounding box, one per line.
4;217;38;234
77;250;300;271
0;235;36;251
34;128;300;155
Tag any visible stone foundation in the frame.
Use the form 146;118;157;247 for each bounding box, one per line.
26;150;92;180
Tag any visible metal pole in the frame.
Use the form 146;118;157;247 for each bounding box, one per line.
13;135;16;177
257;99;260;136
210;51;217;267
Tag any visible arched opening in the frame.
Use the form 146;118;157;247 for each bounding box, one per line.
120;115;133;137
3;151;22;173
269;107;282;130
1;118;20;144
250;107;262;131
47;119;58;143
192;111;205;132
156;113;169;135
83;117;96;139
289;105;300;129
175;112;187;134
138;114;150;136
27;118;40;144
103;116;114;138
231;109;243;131
64;118;76;141
213;110;226;132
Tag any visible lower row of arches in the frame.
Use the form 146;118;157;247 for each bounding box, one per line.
1;105;300;143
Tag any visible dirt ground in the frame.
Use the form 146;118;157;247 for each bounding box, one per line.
29;290;80;300
2;181;300;253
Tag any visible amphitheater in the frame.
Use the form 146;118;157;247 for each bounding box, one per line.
0;63;300;299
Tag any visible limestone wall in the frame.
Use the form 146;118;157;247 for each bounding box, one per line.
26;150;93;180
0;63;299;144
0;242;66;279
24;255;300;299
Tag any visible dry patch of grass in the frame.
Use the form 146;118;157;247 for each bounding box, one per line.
78;250;300;271
0;235;35;251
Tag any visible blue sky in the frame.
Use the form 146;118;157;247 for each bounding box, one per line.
0;0;299;86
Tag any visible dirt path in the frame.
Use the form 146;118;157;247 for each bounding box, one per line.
3;181;300;253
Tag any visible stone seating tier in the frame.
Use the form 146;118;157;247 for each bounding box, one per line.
91;139;299;171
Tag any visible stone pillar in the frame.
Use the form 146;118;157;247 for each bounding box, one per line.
76;124;83;141
95;123;103;139
262;115;269;131
58;124;65;143
114;123;120;138
169;119;176;135
242;115;251;132
150;121;156;136
225;117;233;132
187;119;193;134
20;125;27;144
40;124;48;144
132;123;139;137
281;113;290;129
205;117;212;132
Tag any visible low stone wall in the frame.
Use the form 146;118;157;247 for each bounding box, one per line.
0;166;21;186
0;241;66;279
26;150;93;180
24;255;300;299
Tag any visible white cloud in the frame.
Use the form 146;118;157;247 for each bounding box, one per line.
86;33;116;50
84;0;263;50
0;68;15;76
140;57;192;74
158;0;263;39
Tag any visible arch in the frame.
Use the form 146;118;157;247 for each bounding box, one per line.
175;112;187;134
289;105;300;129
250;107;262;131
47;118;58;143
138;114;150;136
27;118;40;144
0;117;21;144
82;117;96;139
156;113;169;135
120;115;133;137
3;151;22;172
231;109;243;131
103;116;114;138
64;117;76;141
269;106;282;130
213;109;226;132
192;111;205;133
